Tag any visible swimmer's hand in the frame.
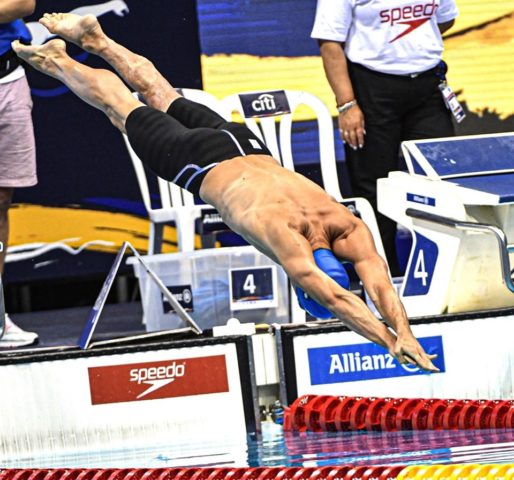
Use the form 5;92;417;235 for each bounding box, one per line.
391;335;440;372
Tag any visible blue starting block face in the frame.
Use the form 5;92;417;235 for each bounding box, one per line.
403;133;514;203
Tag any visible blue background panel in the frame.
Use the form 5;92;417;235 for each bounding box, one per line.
414;134;514;177
197;0;319;57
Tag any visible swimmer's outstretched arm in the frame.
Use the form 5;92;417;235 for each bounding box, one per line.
354;255;438;371
293;254;438;372
339;223;439;372
285;255;398;351
270;229;397;354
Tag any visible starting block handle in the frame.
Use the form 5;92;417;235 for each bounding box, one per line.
406;208;514;294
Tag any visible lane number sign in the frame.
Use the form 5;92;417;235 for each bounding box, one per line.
229;266;278;310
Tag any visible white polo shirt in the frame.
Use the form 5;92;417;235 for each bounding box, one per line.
311;0;458;75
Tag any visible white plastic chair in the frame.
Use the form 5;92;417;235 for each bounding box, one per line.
122;88;230;254
221;89;388;321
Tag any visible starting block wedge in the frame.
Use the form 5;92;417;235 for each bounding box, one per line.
378;132;514;316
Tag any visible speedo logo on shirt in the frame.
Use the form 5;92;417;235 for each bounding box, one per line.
379;0;439;43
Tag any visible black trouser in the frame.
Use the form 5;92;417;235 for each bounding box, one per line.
345;61;454;276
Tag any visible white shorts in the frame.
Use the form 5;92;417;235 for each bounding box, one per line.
0;74;37;188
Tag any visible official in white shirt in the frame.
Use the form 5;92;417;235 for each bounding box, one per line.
311;0;459;276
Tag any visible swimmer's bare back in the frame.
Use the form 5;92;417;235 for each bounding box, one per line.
199;155;360;263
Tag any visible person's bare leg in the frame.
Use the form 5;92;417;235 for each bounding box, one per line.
0;188;13;274
39;13;180;112
12;39;142;133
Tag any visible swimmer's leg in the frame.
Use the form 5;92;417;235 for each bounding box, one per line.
12;39;142;133
12;38;222;192
37;13;267;143
39;13;180;112
38;13;232;130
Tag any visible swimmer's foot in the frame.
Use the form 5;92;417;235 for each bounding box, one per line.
12;39;70;79
39;13;108;54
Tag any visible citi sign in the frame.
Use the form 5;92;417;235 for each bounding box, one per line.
308;336;445;385
252;94;277;112
239;90;290;118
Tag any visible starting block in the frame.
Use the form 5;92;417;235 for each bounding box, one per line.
377;132;514;316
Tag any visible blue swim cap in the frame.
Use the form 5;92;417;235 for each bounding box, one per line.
295;249;350;319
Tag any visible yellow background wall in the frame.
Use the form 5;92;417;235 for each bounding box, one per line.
202;0;514;122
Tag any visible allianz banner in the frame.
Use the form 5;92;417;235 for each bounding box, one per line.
308;336;445;385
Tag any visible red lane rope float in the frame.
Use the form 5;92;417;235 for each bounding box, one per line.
318;396;343;431
490;400;512;428
288;394;319;431
284;395;514;432
349;396;372;430
394;398;418;431
6;466;514;480
333;396;358;431
377;397;405;431
457;400;479;430
417;398;445;430
304;395;337;432
365;397;390;431
0;468;413;480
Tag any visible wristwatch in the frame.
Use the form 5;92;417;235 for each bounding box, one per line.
337;100;357;114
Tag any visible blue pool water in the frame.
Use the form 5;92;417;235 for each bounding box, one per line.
2;423;513;469
249;424;514;467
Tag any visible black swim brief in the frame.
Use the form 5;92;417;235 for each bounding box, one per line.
125;97;271;196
